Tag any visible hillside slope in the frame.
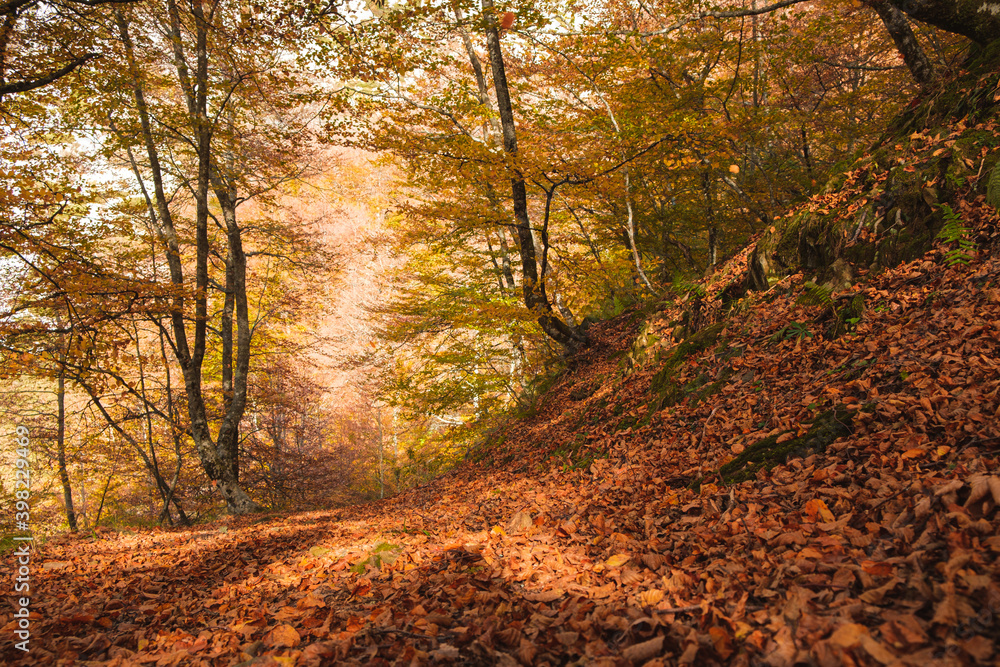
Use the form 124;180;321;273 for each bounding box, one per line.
3;211;999;666
4;52;1000;667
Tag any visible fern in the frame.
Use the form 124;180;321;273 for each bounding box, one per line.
987;162;1000;211
671;279;706;299
797;282;834;310
936;204;976;266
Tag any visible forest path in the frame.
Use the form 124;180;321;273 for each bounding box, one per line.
4;232;1000;666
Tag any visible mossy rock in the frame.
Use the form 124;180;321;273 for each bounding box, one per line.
747;42;1000;291
718;407;854;484
649;322;725;392
645;322;733;414
651;366;734;413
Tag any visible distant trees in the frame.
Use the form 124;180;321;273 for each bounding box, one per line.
2;0;338;516
308;0;965;448
2;0;994;525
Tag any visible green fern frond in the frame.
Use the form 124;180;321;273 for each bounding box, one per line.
798;282;834;309
987;163;1000;211
936;204;976;266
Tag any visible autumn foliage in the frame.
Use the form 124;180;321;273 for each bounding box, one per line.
3;0;1000;664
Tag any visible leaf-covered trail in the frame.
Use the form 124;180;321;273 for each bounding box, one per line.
4;230;1000;665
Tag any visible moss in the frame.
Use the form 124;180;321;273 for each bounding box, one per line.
646;322;726;410
649;323;724;389
718;407;854;484
351;542;402;573
652;366;734;413
827;293;866;338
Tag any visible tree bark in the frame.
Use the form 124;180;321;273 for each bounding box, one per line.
480;0;585;352
56;356;77;532
868;1;934;85
212;184;254;499
889;0;1000;44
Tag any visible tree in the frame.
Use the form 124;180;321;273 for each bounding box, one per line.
96;0;340;514
479;0;586;351
0;0;140;99
890;0;1000;44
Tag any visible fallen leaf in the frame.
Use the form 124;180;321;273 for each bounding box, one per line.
606;553;631;568
828;622;869;648
623;635;664;664
265;624;301;648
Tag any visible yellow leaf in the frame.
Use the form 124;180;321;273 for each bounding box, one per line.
639;589;664;606
606;553;631;568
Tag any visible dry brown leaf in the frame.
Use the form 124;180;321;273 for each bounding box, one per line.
958;635;994;662
556;631;579;646
828;622;869;648
932;585;958;626
642;553;666;570
508;511;533;533
623;635;664;664
966;475;991;506
859;635;897;665
265;624;301;648
860;577;902;604
934;479;964;496
989;476;1000;505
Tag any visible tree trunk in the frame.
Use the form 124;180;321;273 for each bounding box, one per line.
116;7;262;514
211;185;259;512
889;0;1000;44
56;358;77;532
868;1;934;85
480;0;584;352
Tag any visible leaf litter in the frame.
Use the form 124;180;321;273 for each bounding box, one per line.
3;216;1000;666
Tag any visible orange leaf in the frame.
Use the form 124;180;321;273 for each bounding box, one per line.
861;561;893;577
828;622;868;648
265;624;301;648
639;589;664;606
804;498;835;523
606;553;631;568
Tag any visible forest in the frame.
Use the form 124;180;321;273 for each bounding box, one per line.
2;0;1000;664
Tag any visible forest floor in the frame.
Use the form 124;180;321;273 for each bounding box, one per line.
3;205;1000;666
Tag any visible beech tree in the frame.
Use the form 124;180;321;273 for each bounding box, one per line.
0;0;142;98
